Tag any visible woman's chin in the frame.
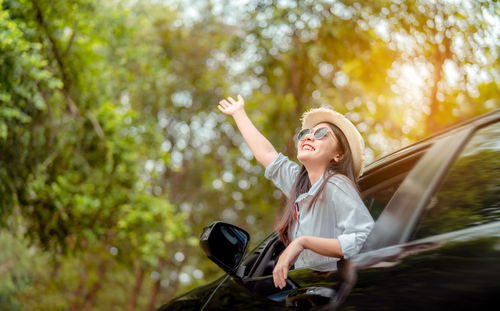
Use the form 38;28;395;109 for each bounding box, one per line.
297;153;313;164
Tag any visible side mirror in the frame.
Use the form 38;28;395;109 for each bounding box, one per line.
200;222;250;277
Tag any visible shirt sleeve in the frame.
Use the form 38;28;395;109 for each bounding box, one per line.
330;177;374;259
264;153;300;198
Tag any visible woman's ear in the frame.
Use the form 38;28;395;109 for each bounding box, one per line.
332;153;344;163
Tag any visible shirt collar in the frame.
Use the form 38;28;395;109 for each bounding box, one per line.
296;173;326;203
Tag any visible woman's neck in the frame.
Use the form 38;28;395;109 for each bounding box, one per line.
304;163;327;185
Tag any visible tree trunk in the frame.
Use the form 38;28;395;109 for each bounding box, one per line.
126;263;145;311
81;259;108;311
162;245;192;302
68;263;89;311
163;269;181;303
145;258;165;311
427;26;452;134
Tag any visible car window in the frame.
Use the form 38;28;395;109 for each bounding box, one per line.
410;123;500;240
363;173;406;221
360;150;426;220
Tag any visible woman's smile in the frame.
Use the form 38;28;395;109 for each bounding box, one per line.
302;143;315;151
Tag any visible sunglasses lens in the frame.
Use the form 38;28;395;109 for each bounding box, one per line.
314;127;329;139
298;127;330;141
298;129;310;141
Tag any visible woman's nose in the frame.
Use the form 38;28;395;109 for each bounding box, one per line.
304;132;315;140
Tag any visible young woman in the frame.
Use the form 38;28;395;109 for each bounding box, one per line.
217;95;374;289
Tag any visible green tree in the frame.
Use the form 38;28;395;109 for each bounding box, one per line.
1;0;188;309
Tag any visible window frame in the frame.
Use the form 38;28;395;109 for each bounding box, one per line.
362;127;473;252
409;121;500;241
359;149;428;221
362;114;500;253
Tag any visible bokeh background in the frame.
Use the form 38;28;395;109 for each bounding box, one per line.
0;0;498;310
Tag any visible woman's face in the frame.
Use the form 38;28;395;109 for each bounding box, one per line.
296;122;343;166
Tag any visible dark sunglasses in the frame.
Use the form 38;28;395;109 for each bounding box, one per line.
297;127;330;141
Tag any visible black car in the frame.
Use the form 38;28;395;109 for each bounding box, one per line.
160;109;500;310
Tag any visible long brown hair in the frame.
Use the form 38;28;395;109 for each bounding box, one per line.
274;122;359;245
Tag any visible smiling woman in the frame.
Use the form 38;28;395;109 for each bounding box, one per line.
217;95;374;289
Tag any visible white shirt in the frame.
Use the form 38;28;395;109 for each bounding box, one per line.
265;153;374;271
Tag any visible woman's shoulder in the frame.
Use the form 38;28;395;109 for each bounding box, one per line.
325;174;358;196
264;153;300;181
265;153;298;170
326;173;352;186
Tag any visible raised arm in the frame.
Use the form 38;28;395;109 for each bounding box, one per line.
218;95;278;167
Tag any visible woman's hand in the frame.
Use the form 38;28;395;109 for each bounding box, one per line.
273;237;305;289
216;93;277;167
218;95;245;116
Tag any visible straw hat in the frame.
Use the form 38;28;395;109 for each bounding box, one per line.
301;107;365;178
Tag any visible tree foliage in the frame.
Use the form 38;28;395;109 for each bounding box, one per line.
0;0;498;309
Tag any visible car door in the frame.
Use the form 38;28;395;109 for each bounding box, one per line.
336;119;500;310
